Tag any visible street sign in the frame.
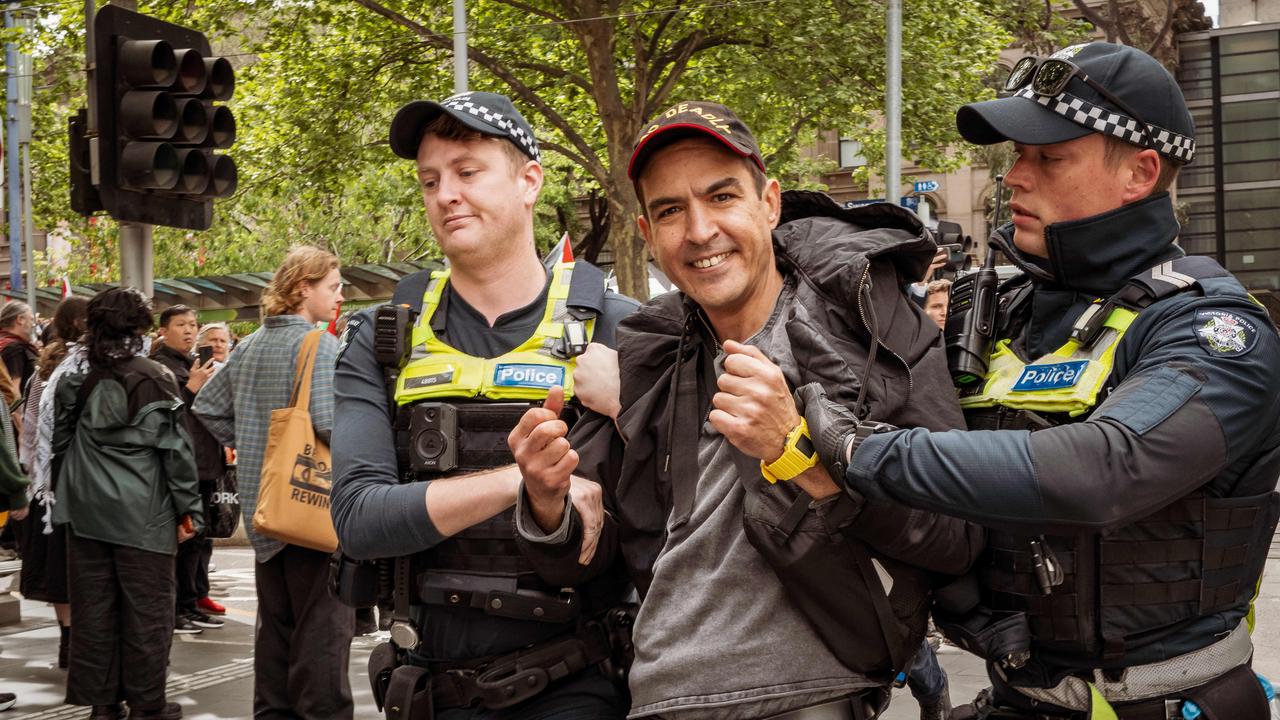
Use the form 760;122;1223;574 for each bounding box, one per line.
913;180;939;193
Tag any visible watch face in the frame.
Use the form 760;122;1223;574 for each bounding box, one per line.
390;621;420;650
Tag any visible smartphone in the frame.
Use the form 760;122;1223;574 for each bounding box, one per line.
197;345;215;365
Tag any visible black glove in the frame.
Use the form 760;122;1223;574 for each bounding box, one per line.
794;383;896;482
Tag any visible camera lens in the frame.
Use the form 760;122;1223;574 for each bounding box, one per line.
415;429;447;460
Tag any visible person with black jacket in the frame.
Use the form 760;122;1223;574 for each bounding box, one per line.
510;101;983;720
800;42;1280;719
150;305;221;635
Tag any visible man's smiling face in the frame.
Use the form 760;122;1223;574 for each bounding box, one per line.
636;137;781;319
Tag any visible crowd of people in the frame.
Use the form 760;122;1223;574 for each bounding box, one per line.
0;245;348;719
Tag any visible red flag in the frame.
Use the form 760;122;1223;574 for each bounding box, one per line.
327;301;343;335
60;277;71;299
560;231;573;263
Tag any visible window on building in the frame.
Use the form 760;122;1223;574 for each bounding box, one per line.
839;139;866;169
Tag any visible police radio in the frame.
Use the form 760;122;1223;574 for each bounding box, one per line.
945;176;1005;386
374;303;416;368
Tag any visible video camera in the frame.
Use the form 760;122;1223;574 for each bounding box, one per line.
932;221;974;281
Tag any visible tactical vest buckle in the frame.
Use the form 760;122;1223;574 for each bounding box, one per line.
553;321;589;359
1069;301;1111;350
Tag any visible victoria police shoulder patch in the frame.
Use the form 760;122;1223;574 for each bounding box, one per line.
1193;309;1258;357
336;315;364;364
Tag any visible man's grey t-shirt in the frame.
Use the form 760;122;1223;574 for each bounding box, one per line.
626;284;872;719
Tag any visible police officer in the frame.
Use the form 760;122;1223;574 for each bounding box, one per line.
329;91;637;719
798;42;1280;719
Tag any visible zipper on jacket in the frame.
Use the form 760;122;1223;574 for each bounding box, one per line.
854;263;914;408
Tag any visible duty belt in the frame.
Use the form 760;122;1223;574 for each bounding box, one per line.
427;621;614;710
1007;619;1253;710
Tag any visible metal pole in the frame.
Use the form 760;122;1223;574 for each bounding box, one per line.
452;0;467;94
885;0;902;206
5;7;21;292
21;143;33;307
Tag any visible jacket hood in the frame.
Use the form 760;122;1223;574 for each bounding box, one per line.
994;192;1183;297
777;190;936;287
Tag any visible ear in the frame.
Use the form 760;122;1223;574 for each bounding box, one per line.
636;212;653;251
762;178;782;227
520;160;544;207
1122;148;1162;203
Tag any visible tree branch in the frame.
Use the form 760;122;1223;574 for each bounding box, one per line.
645;34;760;117
490;0;566;24
1071;0;1114;40
508;59;593;93
762;110;817;167
1144;0;1177;55
351;0;606;178
1108;0;1133;45
540;140;592;173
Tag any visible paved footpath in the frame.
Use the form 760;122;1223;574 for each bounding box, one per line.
3;544;1280;720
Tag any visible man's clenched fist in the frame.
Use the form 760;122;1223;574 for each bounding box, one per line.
509;386;579;532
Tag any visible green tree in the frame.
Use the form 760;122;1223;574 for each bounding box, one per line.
12;0;1079;298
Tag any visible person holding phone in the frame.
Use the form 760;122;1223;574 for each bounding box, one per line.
151;305;223;635
186;322;234;618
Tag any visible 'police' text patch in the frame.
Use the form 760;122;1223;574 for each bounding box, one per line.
1012;360;1089;392
492;363;565;389
1194;309;1257;357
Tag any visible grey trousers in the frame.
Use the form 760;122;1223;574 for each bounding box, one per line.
253;543;355;720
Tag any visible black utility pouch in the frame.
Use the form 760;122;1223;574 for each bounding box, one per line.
331;553;380;608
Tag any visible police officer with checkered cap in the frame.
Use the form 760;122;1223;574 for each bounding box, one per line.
329;91;637;719
797;41;1280;719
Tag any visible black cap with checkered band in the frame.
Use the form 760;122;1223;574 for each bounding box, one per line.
389;91;541;163
956;42;1197;164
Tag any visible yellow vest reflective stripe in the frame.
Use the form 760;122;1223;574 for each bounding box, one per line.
1088;683;1120;720
960;304;1138;417
393;262;595;405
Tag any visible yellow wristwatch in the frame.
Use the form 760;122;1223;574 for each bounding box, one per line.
760;418;818;484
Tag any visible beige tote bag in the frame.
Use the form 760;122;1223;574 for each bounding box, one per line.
252;329;338;552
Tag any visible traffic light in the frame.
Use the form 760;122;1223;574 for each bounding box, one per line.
90;5;236;230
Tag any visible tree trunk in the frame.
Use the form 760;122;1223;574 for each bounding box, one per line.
606;181;649;301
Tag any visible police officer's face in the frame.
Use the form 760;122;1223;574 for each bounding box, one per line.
416;134;542;265
1004;134;1144;258
636;138;781;324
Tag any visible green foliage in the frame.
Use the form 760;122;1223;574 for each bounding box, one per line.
6;0;1081;289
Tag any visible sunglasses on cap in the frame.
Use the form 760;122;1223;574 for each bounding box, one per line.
1004;56;1153;149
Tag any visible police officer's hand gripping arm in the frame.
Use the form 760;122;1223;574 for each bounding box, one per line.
803;316;1280;535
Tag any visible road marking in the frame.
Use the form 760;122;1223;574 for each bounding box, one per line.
11;659;255;720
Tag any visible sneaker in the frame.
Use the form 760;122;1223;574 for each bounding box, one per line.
127;701;182;719
195;597;225;615
184;609;223;629
173;615;203;635
0;692;15;711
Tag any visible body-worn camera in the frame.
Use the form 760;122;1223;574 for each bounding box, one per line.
408;402;459;473
408;401;561;474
